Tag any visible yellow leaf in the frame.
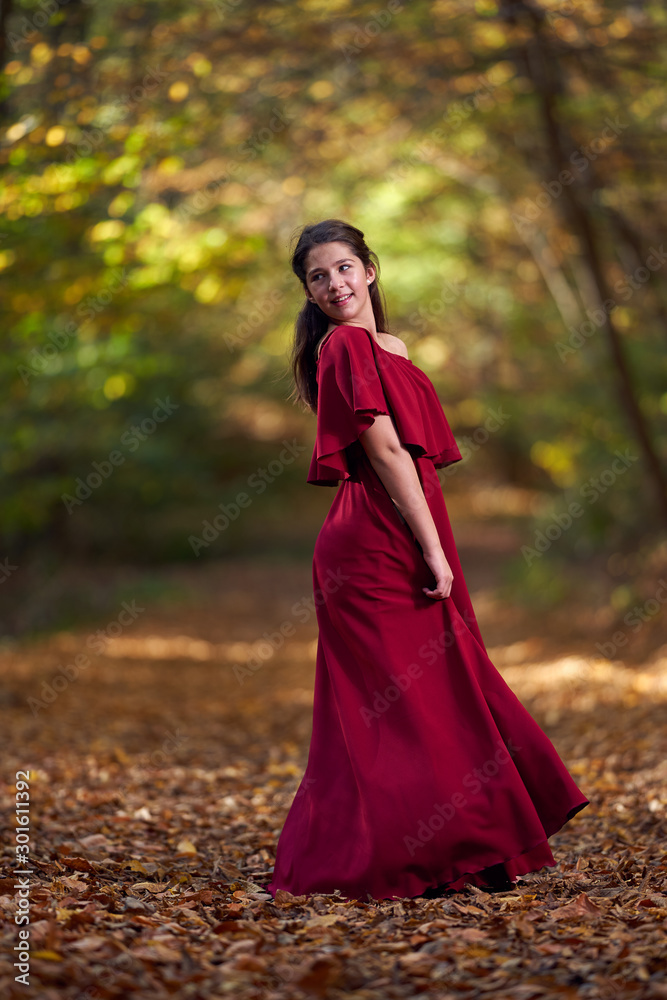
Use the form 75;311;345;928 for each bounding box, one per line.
32;950;63;961
307;913;341;927
125;860;149;874
175;839;198;855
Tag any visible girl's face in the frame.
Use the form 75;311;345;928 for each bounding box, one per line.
304;241;376;325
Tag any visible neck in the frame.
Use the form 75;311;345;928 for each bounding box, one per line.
327;305;378;337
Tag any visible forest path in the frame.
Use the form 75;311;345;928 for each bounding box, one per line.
1;535;665;999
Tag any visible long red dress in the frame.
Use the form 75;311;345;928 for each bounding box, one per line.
268;323;588;901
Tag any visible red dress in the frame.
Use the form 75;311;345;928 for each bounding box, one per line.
268;324;588;901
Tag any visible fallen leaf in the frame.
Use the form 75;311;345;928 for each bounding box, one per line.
175;839;198;855
69;935;108;952
551;892;602;920
59;857;95;872
132;942;182;962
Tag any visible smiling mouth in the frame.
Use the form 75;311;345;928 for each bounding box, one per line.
331;293;352;305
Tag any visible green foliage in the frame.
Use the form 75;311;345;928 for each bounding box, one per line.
1;0;666;572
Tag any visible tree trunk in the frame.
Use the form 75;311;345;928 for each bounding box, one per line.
499;0;667;527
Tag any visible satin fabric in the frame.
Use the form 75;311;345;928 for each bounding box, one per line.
268;324;588;901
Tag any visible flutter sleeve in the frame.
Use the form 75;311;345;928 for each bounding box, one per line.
306;326;390;486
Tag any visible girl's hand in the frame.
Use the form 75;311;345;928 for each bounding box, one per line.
422;546;454;600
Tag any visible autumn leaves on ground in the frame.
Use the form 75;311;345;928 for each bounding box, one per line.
1;531;666;1000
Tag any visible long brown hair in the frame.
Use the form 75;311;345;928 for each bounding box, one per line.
287;219;389;413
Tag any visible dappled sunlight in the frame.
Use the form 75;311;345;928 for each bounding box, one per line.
50;631;320;665
499;653;667;711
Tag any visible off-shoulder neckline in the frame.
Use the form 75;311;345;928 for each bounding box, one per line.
317;325;413;364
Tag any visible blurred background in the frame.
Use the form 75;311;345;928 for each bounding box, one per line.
1;0;666;657
2;11;666;988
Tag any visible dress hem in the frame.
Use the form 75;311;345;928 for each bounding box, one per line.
267;796;589;903
403;795;590;902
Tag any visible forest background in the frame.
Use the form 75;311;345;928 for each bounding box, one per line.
1;0;666;650
2;4;667;998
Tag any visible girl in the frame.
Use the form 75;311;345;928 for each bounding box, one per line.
268;219;588;901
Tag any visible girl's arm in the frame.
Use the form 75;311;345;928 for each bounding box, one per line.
359;414;453;600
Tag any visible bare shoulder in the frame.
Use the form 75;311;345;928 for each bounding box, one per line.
380;332;409;359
